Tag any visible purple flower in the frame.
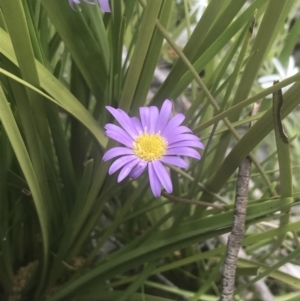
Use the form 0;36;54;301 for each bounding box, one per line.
103;99;204;197
68;0;111;12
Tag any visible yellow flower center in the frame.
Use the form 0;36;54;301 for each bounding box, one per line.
133;133;167;162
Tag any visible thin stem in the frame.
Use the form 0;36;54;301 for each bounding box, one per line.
162;192;225;211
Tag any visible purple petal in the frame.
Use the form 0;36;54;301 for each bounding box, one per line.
117;108;139;136
129;160;147;179
102;147;133;161
148;162;162;197
156;99;172;132
139;107;150;132
152;161;173;193
157;99;172;133
83;0;96;4
105;131;132;148
162;114;185;136
169;125;192;135
105;124;133;148
131;117;143;133
69;0;80;9
118;159;139;182
168;140;204;149
166;134;200;145
166;147;201;160
106;106;138;139
98;0;111;12
149;106;159;133
160;156;188;169
108;155;137;175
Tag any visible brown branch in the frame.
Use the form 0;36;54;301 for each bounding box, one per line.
220;104;259;301
220;157;251;301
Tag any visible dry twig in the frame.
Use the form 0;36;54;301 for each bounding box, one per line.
220;103;261;301
220;156;252;301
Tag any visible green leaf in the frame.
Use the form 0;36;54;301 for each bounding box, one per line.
119;0;163;111
0;28;107;149
41;0;108;96
203;80;300;199
47;197;292;301
0;85;49;283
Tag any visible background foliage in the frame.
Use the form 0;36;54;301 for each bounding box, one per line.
0;0;300;300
